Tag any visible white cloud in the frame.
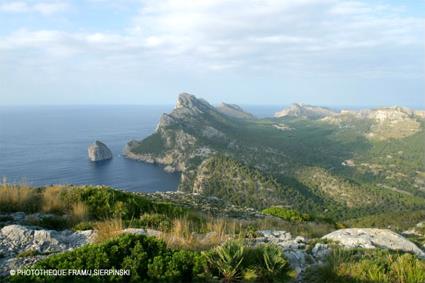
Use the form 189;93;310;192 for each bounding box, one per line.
0;1;69;15
0;0;423;78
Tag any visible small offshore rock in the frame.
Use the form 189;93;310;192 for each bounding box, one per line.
88;140;113;162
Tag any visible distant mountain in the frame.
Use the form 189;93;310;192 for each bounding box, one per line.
125;93;425;220
216;103;255;119
321;106;422;140
274;103;338;119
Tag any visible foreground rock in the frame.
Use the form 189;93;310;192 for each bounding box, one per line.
88;140;113;162
0;225;95;276
323;228;425;258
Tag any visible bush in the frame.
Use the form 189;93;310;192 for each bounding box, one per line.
11;234;199;283
10;235;294;283
262;206;310;222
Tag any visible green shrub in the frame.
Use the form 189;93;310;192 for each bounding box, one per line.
137;213;172;231
10;235;295;283
262;206;310;222
11;234;198;283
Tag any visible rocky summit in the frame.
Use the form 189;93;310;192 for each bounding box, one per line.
88;140;113;162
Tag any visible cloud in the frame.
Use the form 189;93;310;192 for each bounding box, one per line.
0;0;423;78
0;1;69;15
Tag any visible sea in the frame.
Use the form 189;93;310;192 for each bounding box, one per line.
0;105;280;192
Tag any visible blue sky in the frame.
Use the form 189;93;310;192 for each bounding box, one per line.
0;0;424;107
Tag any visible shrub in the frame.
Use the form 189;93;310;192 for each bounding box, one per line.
138;213;171;230
261;207;310;222
11;234;198;283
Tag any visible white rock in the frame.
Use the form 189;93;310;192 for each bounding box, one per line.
88;140;113;162
323;228;425;258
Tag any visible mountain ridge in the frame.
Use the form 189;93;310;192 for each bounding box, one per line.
125;93;425;219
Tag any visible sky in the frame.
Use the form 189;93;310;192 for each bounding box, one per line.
0;0;424;107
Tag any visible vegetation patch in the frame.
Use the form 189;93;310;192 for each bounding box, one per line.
10;234;294;283
304;248;425;283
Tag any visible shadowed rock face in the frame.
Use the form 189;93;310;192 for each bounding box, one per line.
88;140;113;162
216;103;255;119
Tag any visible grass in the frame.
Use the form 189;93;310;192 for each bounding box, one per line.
0;183;39;213
41;186;65;214
93;218;124;243
159;217;233;250
70;201;89;223
305;248;425;283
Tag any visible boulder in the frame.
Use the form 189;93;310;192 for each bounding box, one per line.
0;225;95;257
0;225;95;276
322;228;425;258
88;140;113;162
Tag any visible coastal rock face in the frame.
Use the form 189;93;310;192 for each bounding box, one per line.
124;93;226;184
274;103;338;119
88;140;113;162
323;228;425;258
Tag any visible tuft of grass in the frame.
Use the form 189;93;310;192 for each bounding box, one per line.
93;218;124;243
305;248;425;283
41;186;66;214
159;217;235;250
70;201;89;223
0;183;39;213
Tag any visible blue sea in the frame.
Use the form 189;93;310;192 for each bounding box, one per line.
0;105;281;192
0;105;181;192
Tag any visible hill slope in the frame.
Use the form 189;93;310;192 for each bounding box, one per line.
125;93;425;220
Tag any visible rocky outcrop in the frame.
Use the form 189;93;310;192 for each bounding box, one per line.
274;103;338;119
323;228;425;258
216;103;255;119
124;93;228;177
0;225;95;275
88;140;113;162
254;230;330;275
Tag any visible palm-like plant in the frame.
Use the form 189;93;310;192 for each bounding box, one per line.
205;240;245;282
261;244;288;282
